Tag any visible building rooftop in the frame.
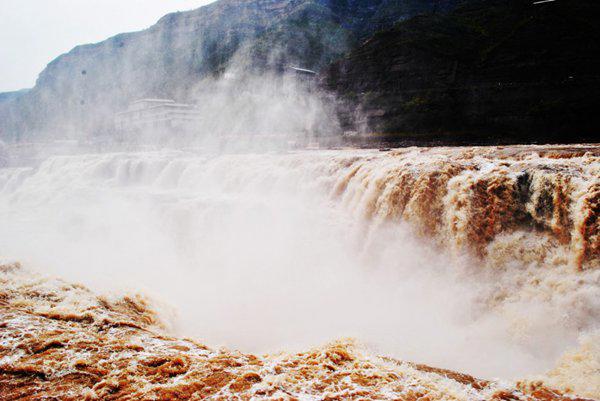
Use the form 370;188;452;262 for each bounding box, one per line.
131;99;176;104
289;66;317;75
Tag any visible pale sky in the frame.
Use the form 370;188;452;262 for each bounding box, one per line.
0;0;215;92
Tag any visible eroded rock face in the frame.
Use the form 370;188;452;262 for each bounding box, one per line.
0;262;594;401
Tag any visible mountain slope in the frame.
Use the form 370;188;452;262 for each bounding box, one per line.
326;0;600;144
0;0;449;141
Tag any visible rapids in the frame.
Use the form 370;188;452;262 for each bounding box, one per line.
0;145;598;387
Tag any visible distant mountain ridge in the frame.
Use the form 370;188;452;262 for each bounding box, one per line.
0;0;453;141
0;89;29;104
8;0;594;145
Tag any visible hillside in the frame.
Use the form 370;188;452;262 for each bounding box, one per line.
326;0;600;144
0;0;449;142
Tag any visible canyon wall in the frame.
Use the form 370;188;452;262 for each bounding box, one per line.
0;0;449;142
326;0;600;144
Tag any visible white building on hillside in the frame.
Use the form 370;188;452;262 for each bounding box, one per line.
115;99;202;133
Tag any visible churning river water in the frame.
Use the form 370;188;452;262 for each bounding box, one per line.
0;145;598;386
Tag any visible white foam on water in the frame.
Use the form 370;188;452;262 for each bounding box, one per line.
0;147;598;383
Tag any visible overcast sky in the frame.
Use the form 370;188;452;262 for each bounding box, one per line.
0;0;215;92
